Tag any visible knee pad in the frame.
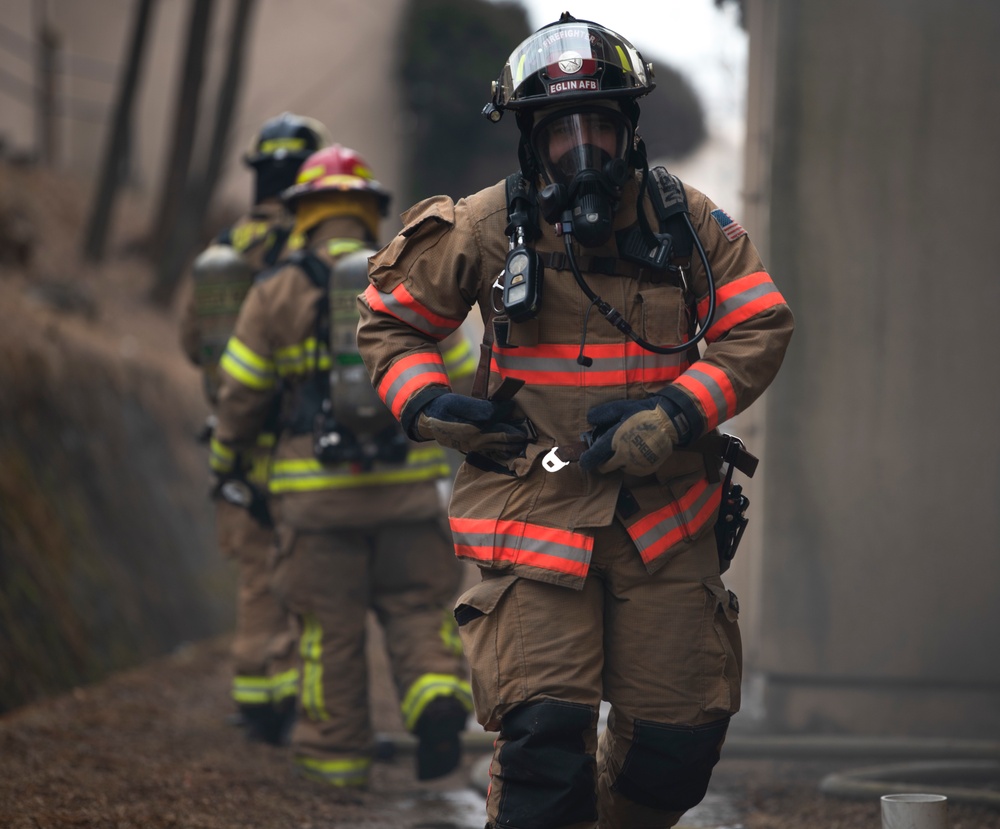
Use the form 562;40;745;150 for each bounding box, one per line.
496;699;597;829
613;716;730;812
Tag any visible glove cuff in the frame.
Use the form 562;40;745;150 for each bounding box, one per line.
654;386;702;447
401;386;449;440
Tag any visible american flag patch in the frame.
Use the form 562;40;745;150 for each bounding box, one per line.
711;208;747;242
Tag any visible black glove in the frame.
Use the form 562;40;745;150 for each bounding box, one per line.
579;397;678;475
416;393;528;459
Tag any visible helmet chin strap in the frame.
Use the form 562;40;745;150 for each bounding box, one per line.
515;112;541;183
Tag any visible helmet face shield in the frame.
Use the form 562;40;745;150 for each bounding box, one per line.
531;106;632;187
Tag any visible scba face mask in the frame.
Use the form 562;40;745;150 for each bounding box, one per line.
531;106;632;247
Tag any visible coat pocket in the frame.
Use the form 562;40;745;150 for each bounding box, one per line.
637;283;689;393
368;196;456;290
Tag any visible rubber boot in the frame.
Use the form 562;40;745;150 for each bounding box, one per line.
414;696;468;780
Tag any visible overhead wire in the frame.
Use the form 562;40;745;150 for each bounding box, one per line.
0;21;115;122
0;20;117;81
0;64;34;105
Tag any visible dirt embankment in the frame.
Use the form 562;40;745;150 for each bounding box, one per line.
0;162;234;713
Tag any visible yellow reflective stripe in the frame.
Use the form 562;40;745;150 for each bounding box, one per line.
300;613;330;721
273;338;331;376
326;238;365;258
246;452;271;487
295;755;372;787
231;675;272;705
442;339;477;380
269;448;449;494
515;53;526;84
400;674;473;731
231;667;299;704
615;44;631;72
209;437;236;474
260;136;306;155
231;668;299;705
212;439;235;461
244;435;276;486
220;337;276;391
296;161;326;183
231;220;270;253
439;610;463;659
270;668;300;703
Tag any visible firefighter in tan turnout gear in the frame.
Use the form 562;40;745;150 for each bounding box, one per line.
357;13;794;829
181;112;330;745
212;144;478;788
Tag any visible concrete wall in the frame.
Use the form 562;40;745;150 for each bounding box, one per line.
744;0;1000;738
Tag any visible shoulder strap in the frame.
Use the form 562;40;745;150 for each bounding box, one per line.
473;172;530;399
504;172;539;242
254;248;331;287
647;167;694;259
262;225;291;267
286;249;332;288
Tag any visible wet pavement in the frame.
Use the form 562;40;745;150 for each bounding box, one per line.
677;791;744;828
379;788;488;829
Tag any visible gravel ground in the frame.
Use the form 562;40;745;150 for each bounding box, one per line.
2;636;998;829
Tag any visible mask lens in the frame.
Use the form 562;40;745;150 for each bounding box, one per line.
532;108;631;186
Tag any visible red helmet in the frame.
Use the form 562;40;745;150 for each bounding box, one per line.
282;144;391;216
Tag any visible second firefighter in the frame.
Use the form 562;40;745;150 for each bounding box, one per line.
212;144;478;788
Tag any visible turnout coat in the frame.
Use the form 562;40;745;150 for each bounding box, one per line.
357;173;794;589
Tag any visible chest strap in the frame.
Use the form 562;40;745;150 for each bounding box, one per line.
539;250;685;285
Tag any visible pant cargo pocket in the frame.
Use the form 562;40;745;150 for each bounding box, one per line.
701;579;742;714
454;573;522;730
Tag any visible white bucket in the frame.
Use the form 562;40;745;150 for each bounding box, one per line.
880;793;948;829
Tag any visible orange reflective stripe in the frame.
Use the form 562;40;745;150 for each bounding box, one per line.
491;341;687;387
697;271;786;341
377;350;449;419
628;478;723;565
674;362;736;430
450;516;593;577
363;283;462;340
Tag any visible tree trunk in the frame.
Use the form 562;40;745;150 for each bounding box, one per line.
197;0;257;213
82;0;157;263
35;2;61;168
149;0;257;308
145;0;214;273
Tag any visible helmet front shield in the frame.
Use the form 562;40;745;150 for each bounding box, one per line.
492;20;652;113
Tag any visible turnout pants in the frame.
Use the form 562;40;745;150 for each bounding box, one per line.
215;500;298;706
271;517;470;787
456;520;742;829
